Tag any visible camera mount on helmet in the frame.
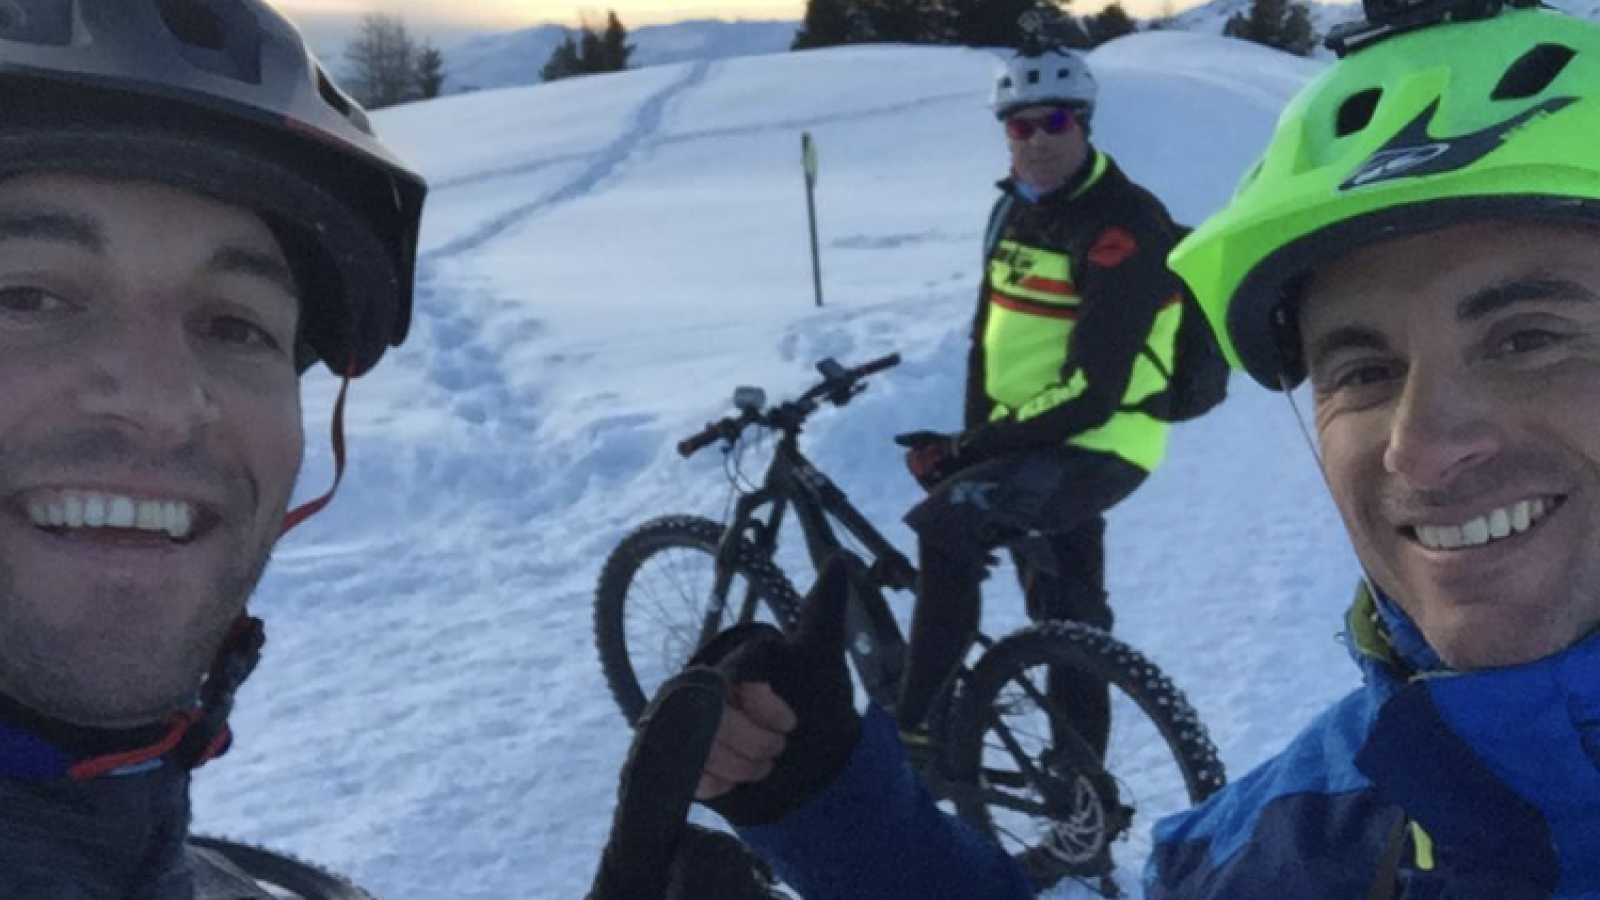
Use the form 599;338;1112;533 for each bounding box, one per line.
1324;0;1545;57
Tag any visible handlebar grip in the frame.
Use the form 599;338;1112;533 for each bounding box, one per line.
852;353;901;378
677;423;724;458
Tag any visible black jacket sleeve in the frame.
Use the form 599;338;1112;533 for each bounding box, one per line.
960;207;1180;462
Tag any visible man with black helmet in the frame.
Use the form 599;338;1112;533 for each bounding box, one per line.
0;1;424;896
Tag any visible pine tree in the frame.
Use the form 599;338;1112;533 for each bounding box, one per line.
948;0;1040;47
579;25;607;73
860;0;940;43
540;31;584;82
416;41;446;99
1278;2;1316;55
1085;2;1137;45
601;11;634;71
793;0;857;48
1225;0;1318;56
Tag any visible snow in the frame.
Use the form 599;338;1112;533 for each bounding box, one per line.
442;20;799;95
190;32;1363;900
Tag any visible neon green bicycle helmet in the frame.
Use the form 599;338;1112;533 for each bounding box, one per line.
1170;7;1600;388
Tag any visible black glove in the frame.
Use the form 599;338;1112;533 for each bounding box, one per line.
689;555;864;827
587;668;786;900
894;431;964;489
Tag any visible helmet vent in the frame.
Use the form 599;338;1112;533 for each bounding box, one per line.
156;0;262;83
1493;44;1576;101
0;0;72;46
1027;69;1041;85
316;65;354;118
158;0;224;50
1335;88;1383;138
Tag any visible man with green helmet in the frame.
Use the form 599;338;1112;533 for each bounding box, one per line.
1150;2;1600;896
0;1;425;896
586;3;1600;899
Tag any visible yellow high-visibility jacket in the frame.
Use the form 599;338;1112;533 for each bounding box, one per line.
960;150;1184;473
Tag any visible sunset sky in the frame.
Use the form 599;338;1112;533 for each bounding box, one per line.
270;0;1170;48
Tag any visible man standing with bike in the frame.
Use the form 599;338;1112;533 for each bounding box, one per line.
0;2;424;896
893;36;1188;762
589;2;1600;899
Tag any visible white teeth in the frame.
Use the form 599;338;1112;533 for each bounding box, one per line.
83;494;106;528
23;491;196;541
1461;517;1490;547
1417;525;1465;550
136;501;162;531
107;496;135;529
1415;497;1554;552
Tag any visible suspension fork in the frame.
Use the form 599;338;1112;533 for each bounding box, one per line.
696;481;792;648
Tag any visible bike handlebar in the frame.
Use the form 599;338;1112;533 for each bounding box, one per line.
852;352;901;379
675;353;901;458
676;415;743;458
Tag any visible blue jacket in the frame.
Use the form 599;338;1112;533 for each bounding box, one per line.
1149;589;1600;899
739;590;1600;900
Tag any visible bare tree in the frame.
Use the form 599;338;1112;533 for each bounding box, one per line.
343;13;420;109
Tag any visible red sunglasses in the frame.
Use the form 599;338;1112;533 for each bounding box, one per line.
1004;107;1076;141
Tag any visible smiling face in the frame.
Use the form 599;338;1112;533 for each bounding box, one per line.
1301;220;1600;670
0;173;304;727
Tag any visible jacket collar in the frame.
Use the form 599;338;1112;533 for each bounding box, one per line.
1000;147;1109;206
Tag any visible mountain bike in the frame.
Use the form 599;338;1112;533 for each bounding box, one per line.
594;354;1226;896
189;835;374;899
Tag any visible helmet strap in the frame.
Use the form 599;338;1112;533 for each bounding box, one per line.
0;608;267;778
282;362;356;535
24;615;268;781
1280;376;1388;622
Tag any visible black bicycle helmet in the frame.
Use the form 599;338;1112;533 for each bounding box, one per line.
0;0;427;376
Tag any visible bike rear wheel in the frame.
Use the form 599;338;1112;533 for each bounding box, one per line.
595;515;802;723
943;622;1225;896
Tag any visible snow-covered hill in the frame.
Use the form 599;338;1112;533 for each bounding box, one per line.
189;30;1361;900
445;19;798;94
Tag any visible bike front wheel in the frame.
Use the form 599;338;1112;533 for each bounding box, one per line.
943;622;1226;896
189;836;373;899
595;515;803;723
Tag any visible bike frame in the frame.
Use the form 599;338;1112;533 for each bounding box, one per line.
706;426;917;708
700;430;1075;811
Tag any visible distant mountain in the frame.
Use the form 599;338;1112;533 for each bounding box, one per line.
444;19;798;94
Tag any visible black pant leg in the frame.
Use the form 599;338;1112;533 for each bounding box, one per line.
1015;517;1113;758
897;540;986;729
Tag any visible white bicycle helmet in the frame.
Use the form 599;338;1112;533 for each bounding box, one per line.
991;47;1097;120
